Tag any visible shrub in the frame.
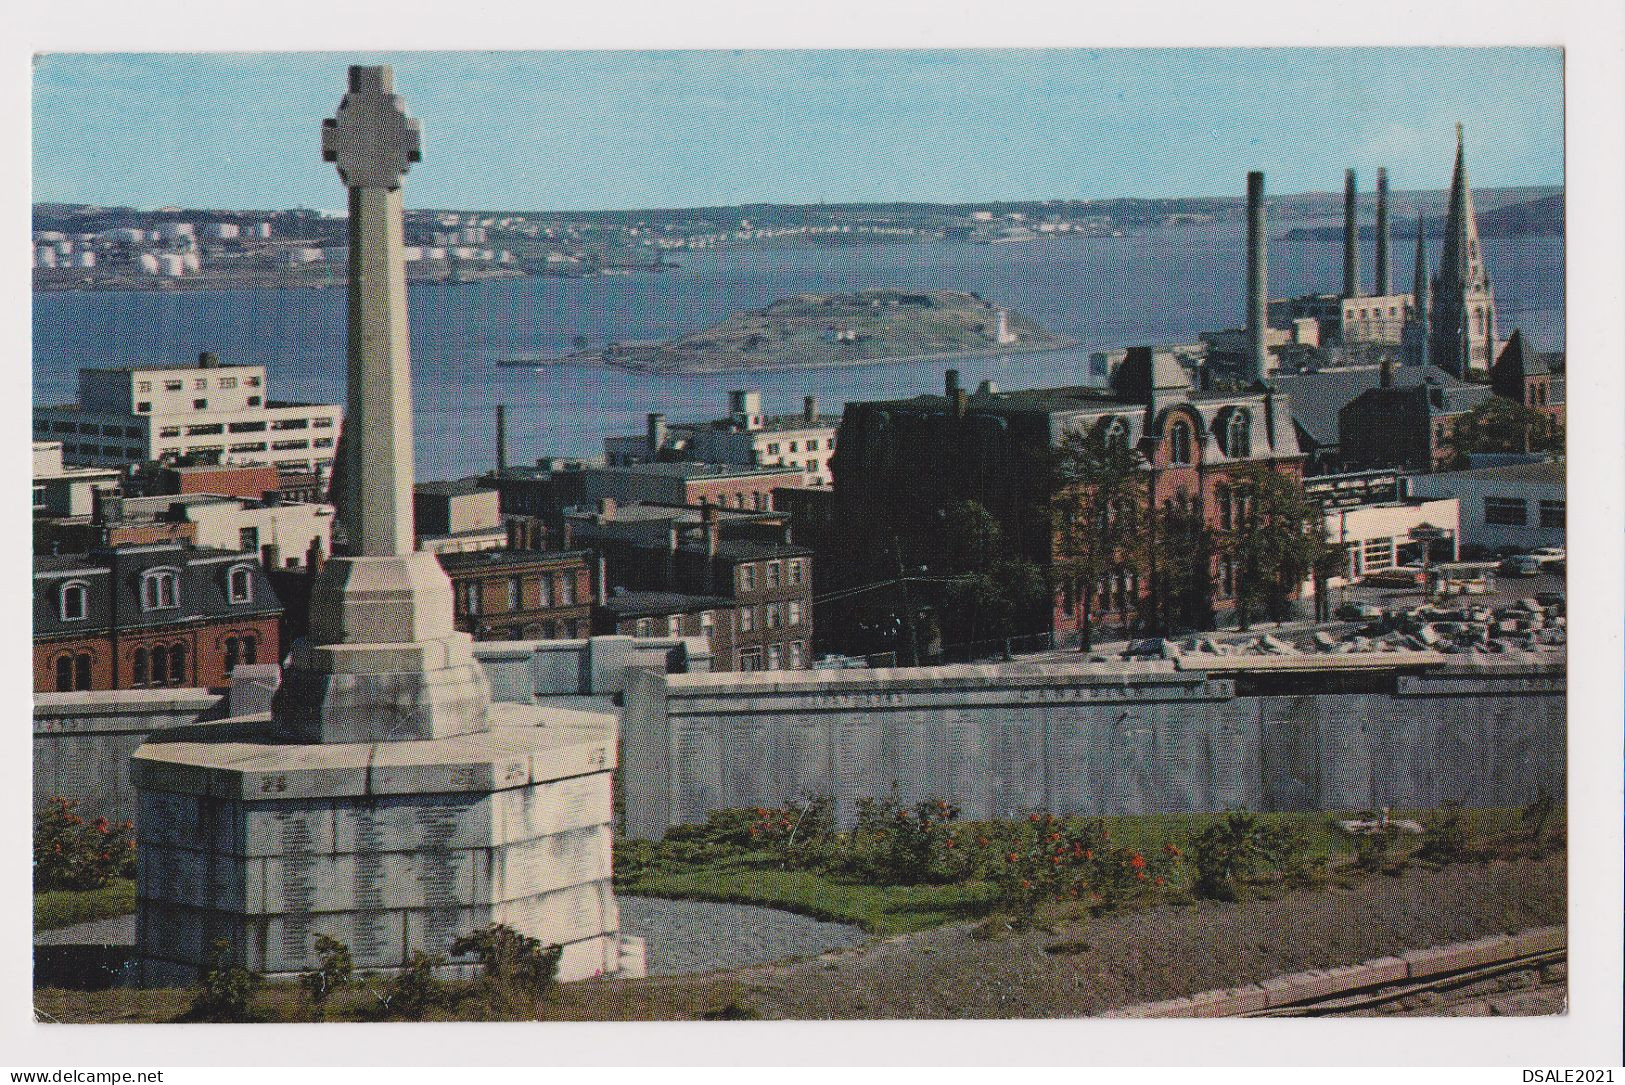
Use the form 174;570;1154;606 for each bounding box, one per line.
384;951;446;1020
450;923;563;1012
984;814;1174;925
844;796;962;885
299;934;354;1019
186;939;262;1022
33;796;135;892
1189;811;1278;900
1416;801;1469;863
1352;825;1406;874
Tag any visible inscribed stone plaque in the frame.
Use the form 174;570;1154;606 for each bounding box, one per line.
725;715;778;807
331;792;488;854
833;714;883;824
494;773;611;843
671;720;722;823
942;710;992;819
786;720;832;803
483;824;612;901
989;709;1046;817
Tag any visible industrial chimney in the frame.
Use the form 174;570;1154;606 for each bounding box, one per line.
646;413;667;458
1374;167;1392;296
495;404;507;474
1246;171;1270;383
944;369;961;398
1343;169;1362;299
803;395;818;423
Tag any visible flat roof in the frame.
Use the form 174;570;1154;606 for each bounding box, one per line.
1416;461;1565;485
599;590;731;617
435;548;590;570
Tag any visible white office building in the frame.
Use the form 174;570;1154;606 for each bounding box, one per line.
33;353;342;472
605;390;840;487
1403;461;1565;553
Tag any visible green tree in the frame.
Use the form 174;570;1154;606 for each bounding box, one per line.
938;501;1048;657
1221;467;1332;629
1445;396;1563;467
1050;425;1148;650
1144;489;1215;636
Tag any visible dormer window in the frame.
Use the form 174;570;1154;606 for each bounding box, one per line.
227;565;254;604
59;581;89;622
1224;410;1251;459
142;569;179;610
1169;420;1194;465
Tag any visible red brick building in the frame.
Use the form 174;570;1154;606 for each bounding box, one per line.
34;543;282;693
830;350;1307;645
437;549;595;640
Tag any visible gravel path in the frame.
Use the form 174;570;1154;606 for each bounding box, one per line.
35;899;871;979
617;896;869;976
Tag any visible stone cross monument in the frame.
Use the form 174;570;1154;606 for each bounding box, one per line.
130;65;638;988
273;65;491;743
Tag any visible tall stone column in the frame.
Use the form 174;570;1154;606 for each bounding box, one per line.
273;65;492;743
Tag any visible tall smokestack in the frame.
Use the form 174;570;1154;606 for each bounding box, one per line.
1374;167;1392;296
646;412;667;458
803;395;818;423
1246;171;1269;383
1343;168;1362;299
495;404;507;473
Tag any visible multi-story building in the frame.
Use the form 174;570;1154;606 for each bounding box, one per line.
569;502;813;670
593;589;740;656
414;480;508;554
33;542;282;693
830;349;1305;644
38;490;332;569
32;441;121;518
437;549;595;641
33;352;342;472
604;390;840;486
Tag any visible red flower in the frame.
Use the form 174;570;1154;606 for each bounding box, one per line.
1006;852;1021;864
1163;843;1183;858
1136;870;1147;880
1050;855;1063;865
1154;876;1167;886
977;836;991;847
1028;814;1042;823
1084;850;1094;862
1020;879;1033;890
1129;853;1146;870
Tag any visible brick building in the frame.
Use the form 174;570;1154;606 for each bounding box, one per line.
436;549;595;640
33;542;282;693
605;389;840;486
830;350;1306;645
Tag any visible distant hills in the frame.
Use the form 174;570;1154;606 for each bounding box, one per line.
1280;193;1563;241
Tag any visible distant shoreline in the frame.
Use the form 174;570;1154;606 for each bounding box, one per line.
497;337;1082;376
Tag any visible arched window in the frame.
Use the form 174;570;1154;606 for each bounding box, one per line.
1225;410;1251;459
243;636;257;665
227;565;253;604
168;643;187;685
59;581;89;622
1169;420;1194;465
55;655;74;693
142;569;179;610
150;645;168;685
132;647;148;686
74;653;91;691
224;636;240;674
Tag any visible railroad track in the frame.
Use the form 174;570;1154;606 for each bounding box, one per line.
1245;947;1566;1017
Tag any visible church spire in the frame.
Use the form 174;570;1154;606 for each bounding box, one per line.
1428;123;1497;378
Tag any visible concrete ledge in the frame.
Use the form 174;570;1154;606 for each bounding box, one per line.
1100;926;1566;1017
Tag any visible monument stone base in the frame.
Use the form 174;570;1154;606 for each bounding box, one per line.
130;702;643;986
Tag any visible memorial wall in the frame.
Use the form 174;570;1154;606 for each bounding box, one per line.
619;655;1566;838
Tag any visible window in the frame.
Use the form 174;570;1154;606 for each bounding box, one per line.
136;402;151;413
219;377;237;389
142;569;179;610
789;441;798;453
55;654;91;692
164;381;183;391
193;399;208;410
506;577;522;612
132;648;148;686
124;427;142;438
1484;497;1527;526
312;437;334;448
787;601;802;626
150;645;168;686
766;603;784;629
59;582;89;621
766;644;783;671
667;615;682;637
272;439;310;450
168;643;186;685
247;376;262;387
312;417;334;428
1362;537;1395;572
271;418;309;430
32;484;45;510
1216;486;1232;531
459;582;482;616
1169;419;1194;465
557;572;576;606
767;561;782;588
537;575;552;608
789;641;804;669
79;424;98;435
738;564;757;592
1539;500;1565;530
247;396;261;407
187;424;224;436
195;379;208;390
228;421;266;433
224;635;257;673
767;443;780;456
227;565;254;603
137;381;152;392
635;618;653;637
738;647;763;672
740;607;755;633
699;610;714;631
52;421;75;433
789;559;804;585
231;442;267;453
239;527;260;552
1224;410;1251;458
805;439;819;451
160;426;181;438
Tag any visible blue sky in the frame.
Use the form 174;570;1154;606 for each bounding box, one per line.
32;49;1563;211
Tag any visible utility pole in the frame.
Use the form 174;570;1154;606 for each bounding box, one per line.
893;534;921;666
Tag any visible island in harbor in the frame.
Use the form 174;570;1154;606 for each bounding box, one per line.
504;289;1076;373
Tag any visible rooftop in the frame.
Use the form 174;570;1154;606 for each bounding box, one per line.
435;548;590;571
415;479;494;498
599;590;731;618
1416;461;1564;485
588;461;804;480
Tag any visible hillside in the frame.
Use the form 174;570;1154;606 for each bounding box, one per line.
597;289;1074;373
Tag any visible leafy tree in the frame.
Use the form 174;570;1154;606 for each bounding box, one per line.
1049;426;1148;649
938;501;1048;657
1143;489;1215;636
1444;396;1563;467
1221;466;1332;629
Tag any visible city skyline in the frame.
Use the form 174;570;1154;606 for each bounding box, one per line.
33;49;1563;213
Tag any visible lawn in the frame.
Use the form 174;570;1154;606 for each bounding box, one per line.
34;879;135;933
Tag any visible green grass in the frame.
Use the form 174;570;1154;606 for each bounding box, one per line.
34;878;136;932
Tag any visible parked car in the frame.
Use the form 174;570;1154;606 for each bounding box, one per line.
1499;555;1543;577
1335;602;1384;621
